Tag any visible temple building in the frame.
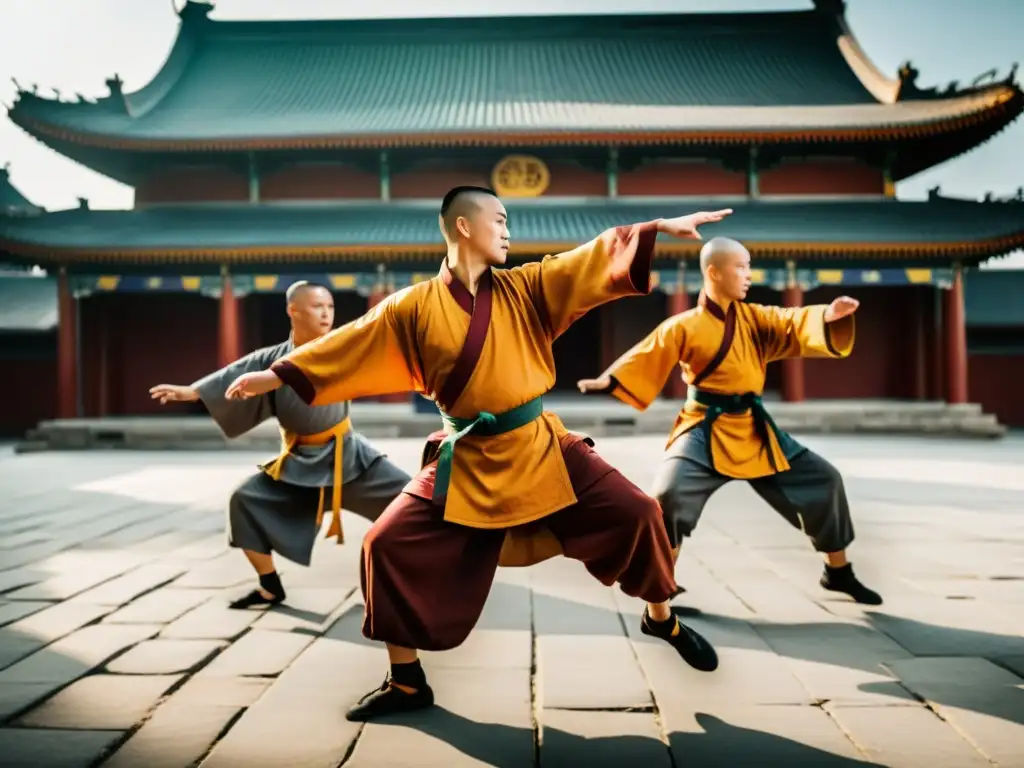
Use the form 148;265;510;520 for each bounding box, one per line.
2;0;1024;433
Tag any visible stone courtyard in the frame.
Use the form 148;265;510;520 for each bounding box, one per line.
0;434;1022;767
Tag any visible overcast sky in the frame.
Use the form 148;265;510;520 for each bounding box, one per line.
1;0;1022;261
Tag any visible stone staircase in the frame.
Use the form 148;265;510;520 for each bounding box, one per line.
13;398;1006;453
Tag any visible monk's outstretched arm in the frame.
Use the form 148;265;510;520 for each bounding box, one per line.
191;345;283;437
271;288;424;406
748;304;855;363
528;220;662;340
599;315;689;411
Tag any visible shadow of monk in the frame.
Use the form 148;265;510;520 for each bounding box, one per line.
365;706;882;767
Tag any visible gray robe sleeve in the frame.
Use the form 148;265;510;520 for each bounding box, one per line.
191;344;285;439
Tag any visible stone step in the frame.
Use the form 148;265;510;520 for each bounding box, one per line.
16;399;1007;452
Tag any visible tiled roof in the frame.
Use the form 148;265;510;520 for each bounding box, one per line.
8;2;1020;149
2;196;1022;266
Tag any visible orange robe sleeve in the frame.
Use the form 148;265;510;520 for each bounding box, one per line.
601;314;688;411
270;288;424;406
746;304;855;363
528;221;660;339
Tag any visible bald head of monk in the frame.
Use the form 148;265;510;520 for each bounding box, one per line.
438;185;510;266
699;236;752;302
285;280;335;344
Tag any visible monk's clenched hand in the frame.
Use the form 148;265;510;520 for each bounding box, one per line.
577;375;612;394
225;370;283;400
657;209;733;241
824;296;859;323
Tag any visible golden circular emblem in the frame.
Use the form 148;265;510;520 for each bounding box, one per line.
491;155;550;198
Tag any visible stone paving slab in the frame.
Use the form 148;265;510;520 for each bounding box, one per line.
0;623;163;685
541;710;671;767
0;437;1022;766
539;635;651;710
74;563;187;607
0;600;51;627
158;596;263;640
201;629;315;677
103;587;216;625
16;673;182;729
101;676;271;768
824;703;993;768
106;639;227;675
0;728;124;768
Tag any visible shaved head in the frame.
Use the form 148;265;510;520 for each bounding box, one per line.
285;281;334;339
699;237;752;302
699;237;749;276
285;280;329;305
439;185;500;240
438;185;510;266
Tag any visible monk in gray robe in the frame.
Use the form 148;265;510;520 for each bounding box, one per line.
150;281;412;609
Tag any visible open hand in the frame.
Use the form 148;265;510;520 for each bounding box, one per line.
149;384;198;404
577;375;612;394
225;370;282;401
658;209;733;241
824;296;859;323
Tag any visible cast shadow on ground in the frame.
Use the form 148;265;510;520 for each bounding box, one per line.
370;706;882;768
327;581;1024;728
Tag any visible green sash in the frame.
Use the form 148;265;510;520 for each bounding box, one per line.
688;388;782;472
432;396;545;502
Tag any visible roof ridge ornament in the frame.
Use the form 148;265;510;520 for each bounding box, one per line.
101;74;131;114
812;0;846;15
899;59;1020;102
175;0;214;22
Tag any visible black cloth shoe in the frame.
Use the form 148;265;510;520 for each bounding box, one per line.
228;571;286;610
820;563;883;605
641;608;719;672
346;675;435;721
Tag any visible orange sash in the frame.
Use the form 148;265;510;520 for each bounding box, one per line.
262;416;351;544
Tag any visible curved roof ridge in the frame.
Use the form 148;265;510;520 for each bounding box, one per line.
831;10;900;104
0;165;44;215
123;18;204;119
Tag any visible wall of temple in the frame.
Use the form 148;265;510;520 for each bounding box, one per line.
0;332;56;436
77;294;219;417
758;159;885;196
131;152;885;204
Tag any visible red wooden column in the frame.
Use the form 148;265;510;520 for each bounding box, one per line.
943;266;968;404
368;269;407;403
780;263;806;402
911;287;929;400
930;287;945;400
218;268;242;367
56;267;79;418
665;279;689;399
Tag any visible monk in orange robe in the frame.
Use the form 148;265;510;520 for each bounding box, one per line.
225;186;730;720
578;236;882;608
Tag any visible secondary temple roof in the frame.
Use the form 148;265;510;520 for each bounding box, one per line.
2;195;1022;267
7;1;1020;169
